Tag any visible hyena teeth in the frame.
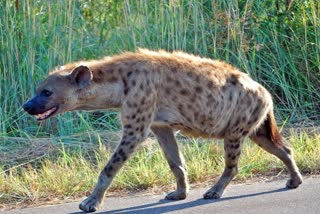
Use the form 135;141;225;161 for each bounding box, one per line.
36;107;57;120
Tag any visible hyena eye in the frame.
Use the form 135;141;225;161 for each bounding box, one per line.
41;89;53;97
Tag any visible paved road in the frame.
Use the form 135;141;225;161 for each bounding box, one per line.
3;176;320;214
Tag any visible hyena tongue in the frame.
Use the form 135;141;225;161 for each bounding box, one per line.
35;107;57;120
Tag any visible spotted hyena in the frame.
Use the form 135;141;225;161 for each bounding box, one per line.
23;49;302;212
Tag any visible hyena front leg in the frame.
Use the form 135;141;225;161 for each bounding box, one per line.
204;138;244;199
79;131;147;212
79;101;155;212
151;126;189;200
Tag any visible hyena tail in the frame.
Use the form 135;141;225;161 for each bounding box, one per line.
252;109;284;147
265;110;283;146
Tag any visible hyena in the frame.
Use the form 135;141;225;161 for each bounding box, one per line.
23;49;302;212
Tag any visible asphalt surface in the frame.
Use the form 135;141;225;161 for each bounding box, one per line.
3;176;320;214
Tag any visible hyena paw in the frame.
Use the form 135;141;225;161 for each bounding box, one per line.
79;195;102;213
286;175;303;189
165;190;187;200
203;187;223;199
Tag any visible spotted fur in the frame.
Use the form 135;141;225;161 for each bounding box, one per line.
23;49;302;213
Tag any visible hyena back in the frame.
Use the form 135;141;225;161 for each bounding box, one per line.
23;49;302;212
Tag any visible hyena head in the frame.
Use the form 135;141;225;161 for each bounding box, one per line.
23;65;96;120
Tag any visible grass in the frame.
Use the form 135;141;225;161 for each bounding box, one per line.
1;130;320;208
0;0;320;209
0;0;319;138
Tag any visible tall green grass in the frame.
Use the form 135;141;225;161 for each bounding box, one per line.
0;0;319;138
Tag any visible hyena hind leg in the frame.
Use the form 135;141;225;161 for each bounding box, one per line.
203;137;244;199
151;126;189;200
249;118;302;189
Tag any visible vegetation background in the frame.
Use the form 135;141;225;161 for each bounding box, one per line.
0;0;319;208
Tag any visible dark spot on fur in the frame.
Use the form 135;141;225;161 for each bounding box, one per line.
187;71;193;77
127;102;133;108
234;144;240;149
243;131;249;135
128;132;134;136
131;114;136;119
195;86;203;93
124;88;129;95
141;97;145;105
112;157;121;163
167;76;173;82
131;80;136;86
140;125;144;132
140;83;144;90
228;74;238;85
124;124;132;129
228;165;236;169
207;81;214;89
122;78;128;87
127;71;133;77
104;165;113;177
180;89;189;96
165;87;171;94
118;149;126;158
175;80;181;86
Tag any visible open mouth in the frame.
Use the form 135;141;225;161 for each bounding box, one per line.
35;106;58;120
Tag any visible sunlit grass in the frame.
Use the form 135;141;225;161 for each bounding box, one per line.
1;131;319;207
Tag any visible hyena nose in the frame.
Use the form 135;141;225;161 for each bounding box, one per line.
22;102;32;112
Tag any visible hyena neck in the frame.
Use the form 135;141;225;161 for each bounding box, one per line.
74;82;123;111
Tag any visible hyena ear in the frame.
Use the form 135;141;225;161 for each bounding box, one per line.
69;65;93;88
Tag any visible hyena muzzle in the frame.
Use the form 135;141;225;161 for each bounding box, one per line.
23;49;302;212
